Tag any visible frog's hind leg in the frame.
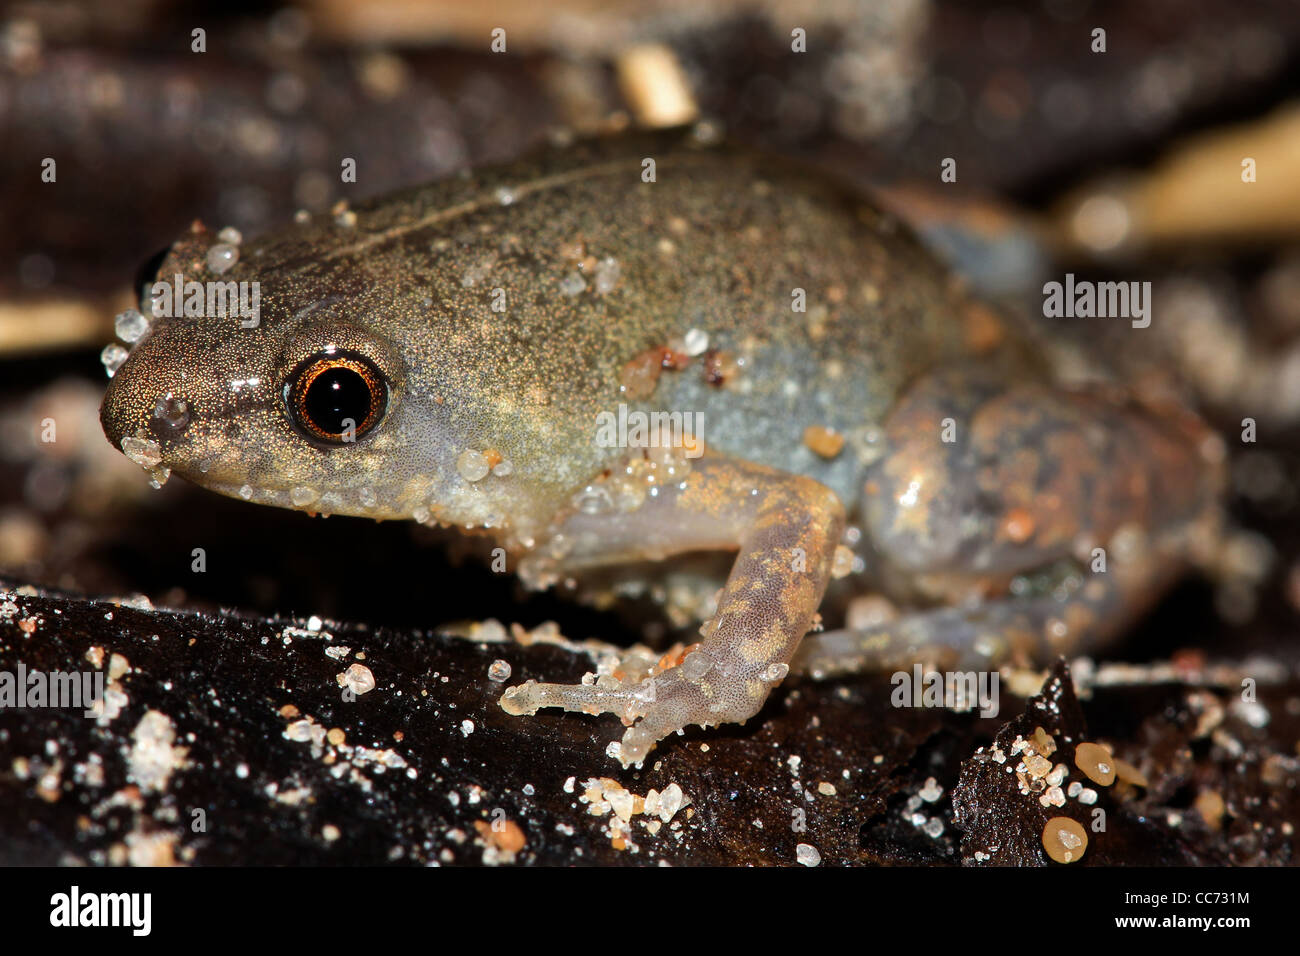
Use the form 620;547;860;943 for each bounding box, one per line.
794;559;1161;678
811;367;1228;677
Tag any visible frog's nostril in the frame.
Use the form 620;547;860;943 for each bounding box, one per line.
151;393;192;432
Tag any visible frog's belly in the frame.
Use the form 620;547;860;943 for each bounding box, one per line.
653;347;890;510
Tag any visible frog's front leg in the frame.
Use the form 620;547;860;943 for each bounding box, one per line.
500;453;845;767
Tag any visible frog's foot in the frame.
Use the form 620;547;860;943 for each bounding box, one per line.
502;660;777;767
500;453;846;766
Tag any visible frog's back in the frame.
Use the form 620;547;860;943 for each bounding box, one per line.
247;128;1037;506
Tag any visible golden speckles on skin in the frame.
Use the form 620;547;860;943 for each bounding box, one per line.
803;425;845;459
557;238;589;268
736;627;779;663
806;313;829;342
830;544;855;578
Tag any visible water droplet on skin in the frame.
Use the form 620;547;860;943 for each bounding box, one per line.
681;650;714;681
460;256;496;288
456;450;490;482
610;480;647;513
120;436;162;469
239;484;254;500
683;328;709;356
558;272;587;296
853;424;888;466
115;309;149;343
572;483;613;515
290;486;318;507
152;394;190;430
593;257;621;295
206;243;239;275
762;663;790;682
101;343;128;377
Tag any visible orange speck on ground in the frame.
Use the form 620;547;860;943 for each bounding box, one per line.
474;819;527;855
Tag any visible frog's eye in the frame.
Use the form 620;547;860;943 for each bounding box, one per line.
285;351;387;445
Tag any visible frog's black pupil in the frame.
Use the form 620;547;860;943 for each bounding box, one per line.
304;367;371;436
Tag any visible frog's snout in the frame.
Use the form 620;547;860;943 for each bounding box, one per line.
100;345;194;462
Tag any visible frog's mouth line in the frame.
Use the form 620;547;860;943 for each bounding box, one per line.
169;469;416;524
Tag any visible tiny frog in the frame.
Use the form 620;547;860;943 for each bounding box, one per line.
101;128;1227;767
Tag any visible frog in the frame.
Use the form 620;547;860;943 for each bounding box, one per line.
100;126;1228;768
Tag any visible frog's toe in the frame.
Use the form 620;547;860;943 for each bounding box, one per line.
500;662;766;767
498;677;648;721
498;674;666;764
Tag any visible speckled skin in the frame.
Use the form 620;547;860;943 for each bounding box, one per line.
101;128;1227;766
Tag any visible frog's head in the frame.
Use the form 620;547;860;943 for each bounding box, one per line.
99;224;471;525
